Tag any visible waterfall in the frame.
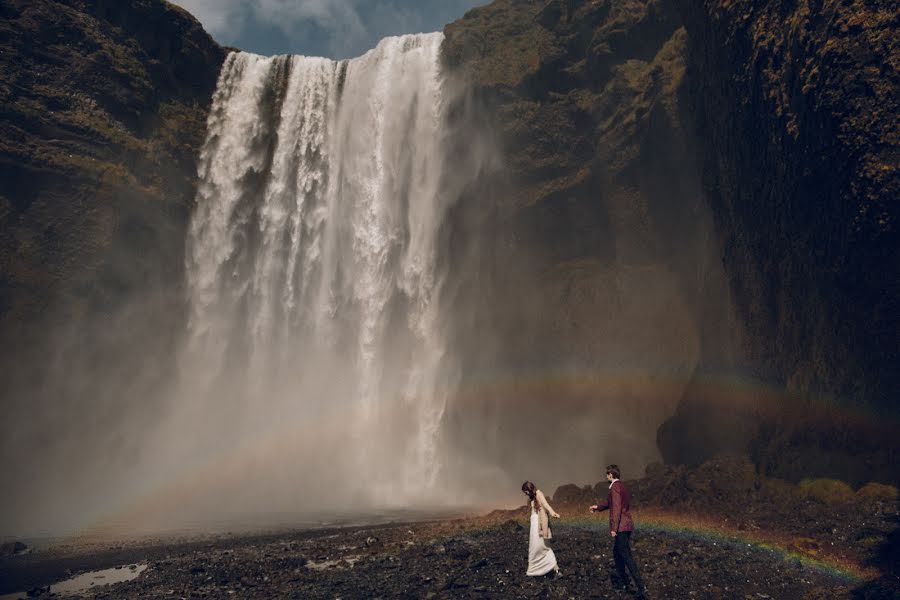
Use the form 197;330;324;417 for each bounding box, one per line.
180;33;456;507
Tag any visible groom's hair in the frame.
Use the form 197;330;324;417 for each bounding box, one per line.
606;464;621;479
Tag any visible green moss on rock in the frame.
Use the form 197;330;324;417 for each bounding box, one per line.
0;0;227;461
798;478;856;505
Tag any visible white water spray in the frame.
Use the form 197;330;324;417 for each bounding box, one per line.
179;33;457;508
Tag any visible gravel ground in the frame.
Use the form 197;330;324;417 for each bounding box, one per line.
3;456;897;599
1;516;893;600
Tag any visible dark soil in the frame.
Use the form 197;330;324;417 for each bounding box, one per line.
2;455;897;599
0;515;893;600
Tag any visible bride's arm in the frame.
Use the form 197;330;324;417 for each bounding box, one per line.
537;489;560;518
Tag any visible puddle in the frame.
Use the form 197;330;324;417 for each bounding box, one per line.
0;563;148;599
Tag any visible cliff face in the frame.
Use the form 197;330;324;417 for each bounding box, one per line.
442;0;898;486
681;0;898;412
0;0;224;502
440;0;741;487
660;0;899;482
0;0;895;502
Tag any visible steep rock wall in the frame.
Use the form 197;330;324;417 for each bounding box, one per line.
439;0;739;488
681;0;898;410
0;0;895;507
0;0;225;519
442;0;898;487
661;0;899;483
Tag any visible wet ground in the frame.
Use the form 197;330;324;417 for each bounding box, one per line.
2;456;897;599
0;515;894;599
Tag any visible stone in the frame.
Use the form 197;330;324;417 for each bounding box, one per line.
0;541;29;557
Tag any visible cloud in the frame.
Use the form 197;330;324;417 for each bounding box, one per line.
174;0;246;36
172;0;484;58
174;0;367;54
255;0;368;47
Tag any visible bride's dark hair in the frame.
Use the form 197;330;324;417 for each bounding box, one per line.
521;481;537;512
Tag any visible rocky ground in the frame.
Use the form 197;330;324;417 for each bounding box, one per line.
2;457;897;599
0;516;888;600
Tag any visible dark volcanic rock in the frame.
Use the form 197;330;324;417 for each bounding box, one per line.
2;465;895;596
660;0;900;481
440;0;737;491
0;0;225;530
0;0;225;332
551;483;595;507
0;513;880;599
441;0;898;489
0;541;29;558
682;0;899;404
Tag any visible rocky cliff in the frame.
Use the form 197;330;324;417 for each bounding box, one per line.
441;0;898;487
0;0;895;502
440;0;741;487
0;0;225;508
659;0;899;483
680;0;898;407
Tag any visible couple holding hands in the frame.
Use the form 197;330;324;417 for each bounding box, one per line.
521;464;648;599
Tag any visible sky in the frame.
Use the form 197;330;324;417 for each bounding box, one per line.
171;0;486;59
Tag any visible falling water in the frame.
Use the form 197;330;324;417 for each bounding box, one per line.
179;33;457;509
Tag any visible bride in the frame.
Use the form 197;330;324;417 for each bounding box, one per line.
521;481;561;577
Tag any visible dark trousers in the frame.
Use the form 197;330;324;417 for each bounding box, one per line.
613;531;645;591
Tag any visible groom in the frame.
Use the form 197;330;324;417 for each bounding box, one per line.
589;464;647;598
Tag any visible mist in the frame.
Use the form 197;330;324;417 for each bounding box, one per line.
0;23;738;538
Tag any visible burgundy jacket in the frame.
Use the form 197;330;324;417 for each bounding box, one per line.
595;480;634;533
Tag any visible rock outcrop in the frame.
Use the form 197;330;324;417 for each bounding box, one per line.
0;0;225;523
659;0;899;482
440;0;739;488
680;0;898;406
441;0;898;487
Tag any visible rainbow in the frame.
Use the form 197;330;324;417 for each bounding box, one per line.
64;368;895;556
554;509;875;582
452;367;896;425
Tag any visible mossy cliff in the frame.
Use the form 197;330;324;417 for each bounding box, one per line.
0;0;225;478
678;0;897;407
441;0;898;485
440;0;741;485
659;0;898;482
0;0;895;492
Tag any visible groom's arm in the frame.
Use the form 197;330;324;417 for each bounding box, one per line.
591;497;610;512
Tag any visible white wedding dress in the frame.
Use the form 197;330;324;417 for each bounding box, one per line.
526;505;558;576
